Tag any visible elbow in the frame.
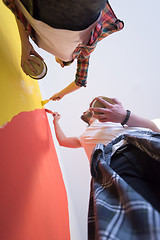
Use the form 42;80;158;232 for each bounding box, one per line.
58;140;64;146
59;142;64;147
58;140;66;147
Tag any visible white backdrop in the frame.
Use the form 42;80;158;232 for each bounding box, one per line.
36;0;160;239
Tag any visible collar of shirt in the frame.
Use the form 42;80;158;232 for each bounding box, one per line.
72;20;102;60
72;1;124;60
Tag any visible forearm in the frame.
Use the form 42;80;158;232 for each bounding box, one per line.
15;18;30;49
53;121;67;146
89;97;160;133
51;57;88;100
126;113;160;132
60;81;81;96
53;121;81;148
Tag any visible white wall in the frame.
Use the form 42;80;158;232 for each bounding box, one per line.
37;0;160;239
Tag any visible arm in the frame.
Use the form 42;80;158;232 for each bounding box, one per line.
90;97;160;133
53;112;82;148
126;114;160;133
3;0;43;73
50;81;81;101
50;57;89;101
15;18;43;73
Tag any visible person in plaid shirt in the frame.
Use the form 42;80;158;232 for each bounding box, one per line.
3;0;124;101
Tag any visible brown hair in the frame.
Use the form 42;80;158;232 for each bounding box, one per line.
80;111;92;125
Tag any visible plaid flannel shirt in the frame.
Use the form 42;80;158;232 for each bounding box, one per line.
88;131;160;240
3;0;124;87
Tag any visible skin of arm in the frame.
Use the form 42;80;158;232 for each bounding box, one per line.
15;18;43;74
53;112;82;148
89;97;160;133
50;56;89;101
50;81;81;101
126;114;160;133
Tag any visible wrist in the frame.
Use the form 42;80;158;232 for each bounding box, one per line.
59;90;65;97
121;110;131;127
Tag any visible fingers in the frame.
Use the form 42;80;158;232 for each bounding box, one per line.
50;96;61;101
28;57;38;73
89;107;109;115
21;58;37;74
32;50;44;61
93;113;108;121
89;107;111;122
52;112;60;116
52;112;61;118
54;97;60;101
30;45;43;60
92;113;108;122
28;56;41;66
99;118;108;122
21;44;44;75
111;98;120;105
50;92;64;101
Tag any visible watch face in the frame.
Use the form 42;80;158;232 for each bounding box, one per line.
90;96;114;114
24;56;47;80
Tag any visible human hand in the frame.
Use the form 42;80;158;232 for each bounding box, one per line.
21;41;44;75
50;92;65;101
89;97;126;123
52;112;61;124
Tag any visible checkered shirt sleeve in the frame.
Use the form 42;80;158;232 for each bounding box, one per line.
74;1;124;87
74;56;90;87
